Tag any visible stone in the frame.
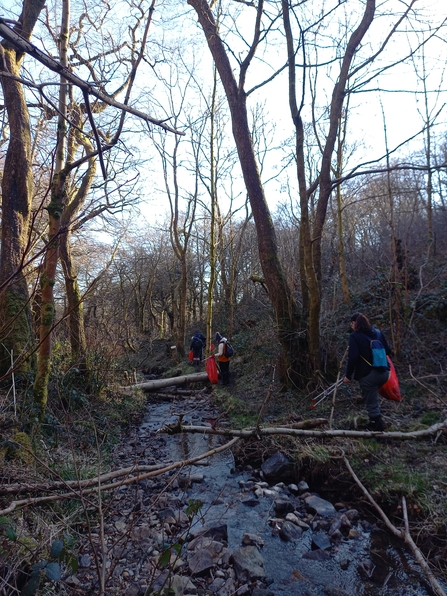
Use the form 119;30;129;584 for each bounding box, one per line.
345;509;359;521
274;498;295;515
329;513;351;536
311;532;331;550
217;578;236;596
79;554;92;568
232;546;267;582
209;577;226;591
132;526;152;540
279;521;303;541
262;489;277;498
297;480;310;493
124;585;140;596
261;452;294;483
302;549;331;561
252;589;275;596
115;520;127;532
304;495;336;517
65;575;80;586
295;519;310;530
241;533;264;549
189;523;228;543
171;574;198;595
188;548;214;576
285;512;300;524
241;497;259;507
158;508;177;523
340;558;350;570
150;570;169;593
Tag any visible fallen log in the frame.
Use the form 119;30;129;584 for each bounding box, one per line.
122;371;209;391
163;419;447;440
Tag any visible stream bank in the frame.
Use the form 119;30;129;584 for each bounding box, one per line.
73;389;442;596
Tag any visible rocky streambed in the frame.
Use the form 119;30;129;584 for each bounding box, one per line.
73;390;438;596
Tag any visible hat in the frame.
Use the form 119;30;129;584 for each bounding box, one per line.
215;332;222;341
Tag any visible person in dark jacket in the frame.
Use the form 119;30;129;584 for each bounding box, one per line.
190;332;204;366
343;313;392;431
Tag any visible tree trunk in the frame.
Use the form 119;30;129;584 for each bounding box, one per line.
286;0;375;369
60;237;88;372
33;0;70;416
188;0;309;384
206;69;218;355
0;0;46;377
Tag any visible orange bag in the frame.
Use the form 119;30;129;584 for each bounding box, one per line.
188;350;194;362
379;357;402;402
206;356;219;384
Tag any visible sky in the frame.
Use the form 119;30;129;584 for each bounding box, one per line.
1;0;447;223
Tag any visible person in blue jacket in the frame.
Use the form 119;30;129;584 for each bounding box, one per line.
343;313;393;431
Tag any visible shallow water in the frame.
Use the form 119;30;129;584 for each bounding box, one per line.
140;397;441;596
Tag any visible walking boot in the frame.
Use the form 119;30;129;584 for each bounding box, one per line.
367;416;385;432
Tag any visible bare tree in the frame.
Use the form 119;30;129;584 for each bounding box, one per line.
188;0;308;384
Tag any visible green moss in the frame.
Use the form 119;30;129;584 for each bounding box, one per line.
0;286;35;375
420;410;441;426
10;432;33;464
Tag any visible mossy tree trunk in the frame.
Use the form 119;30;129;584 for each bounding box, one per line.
33;0;70;416
59;109;97;374
283;0;375;370
0;0;46;378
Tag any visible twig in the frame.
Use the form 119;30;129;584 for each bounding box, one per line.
329;346;349;429
408;365;447;406
310;378;345;410
0;437;240;515
343;454;447;596
3;419;446;497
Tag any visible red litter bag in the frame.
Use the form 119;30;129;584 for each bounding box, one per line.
206;356;219;384
188;350;194;362
379;357;402;402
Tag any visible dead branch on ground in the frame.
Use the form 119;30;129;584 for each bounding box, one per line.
0;437;240;514
342;454;447;596
173;419;447;440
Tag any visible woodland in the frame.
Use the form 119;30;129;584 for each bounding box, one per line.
1;0;447;594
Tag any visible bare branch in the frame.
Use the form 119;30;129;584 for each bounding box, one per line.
0;18;184;135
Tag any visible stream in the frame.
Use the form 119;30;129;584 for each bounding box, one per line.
135;393;441;596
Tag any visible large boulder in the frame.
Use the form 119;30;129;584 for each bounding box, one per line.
232;546;267;582
261;452;295;483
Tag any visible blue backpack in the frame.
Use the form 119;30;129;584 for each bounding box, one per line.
361;332;388;368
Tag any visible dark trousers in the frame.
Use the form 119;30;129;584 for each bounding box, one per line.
219;360;230;385
359;369;390;418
